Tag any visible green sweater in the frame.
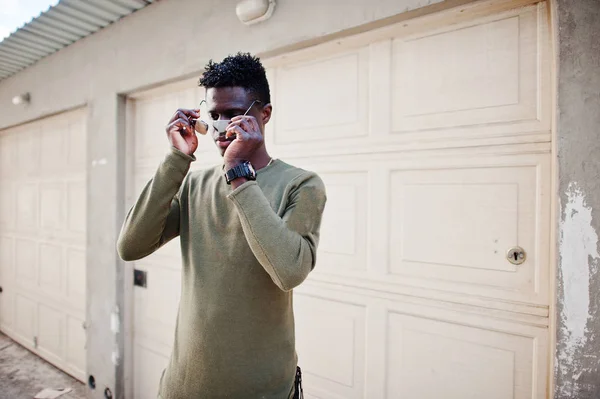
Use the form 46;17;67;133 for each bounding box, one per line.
117;148;327;399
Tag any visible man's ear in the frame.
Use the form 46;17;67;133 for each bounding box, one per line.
261;103;273;125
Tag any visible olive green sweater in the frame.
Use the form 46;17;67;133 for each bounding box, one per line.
117;147;326;399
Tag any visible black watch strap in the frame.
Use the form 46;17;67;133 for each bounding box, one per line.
225;161;256;184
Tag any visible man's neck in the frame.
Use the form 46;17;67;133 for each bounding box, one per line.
248;148;272;171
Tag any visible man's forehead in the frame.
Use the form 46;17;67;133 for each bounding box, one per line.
205;87;250;109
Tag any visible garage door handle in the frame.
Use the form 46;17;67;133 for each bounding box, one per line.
82;321;89;330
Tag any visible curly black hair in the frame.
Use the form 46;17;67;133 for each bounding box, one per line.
198;52;271;104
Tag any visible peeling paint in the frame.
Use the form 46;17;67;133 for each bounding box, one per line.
558;182;600;378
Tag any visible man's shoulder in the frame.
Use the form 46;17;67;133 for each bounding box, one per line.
272;160;325;191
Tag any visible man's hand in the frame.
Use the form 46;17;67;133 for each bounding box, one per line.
223;115;264;168
166;108;201;156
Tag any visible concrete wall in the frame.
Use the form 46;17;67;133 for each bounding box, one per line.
0;0;463;397
554;0;600;398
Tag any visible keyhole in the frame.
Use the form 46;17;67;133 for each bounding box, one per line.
507;247;526;265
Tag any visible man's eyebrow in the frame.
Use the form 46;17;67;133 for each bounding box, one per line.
208;107;247;113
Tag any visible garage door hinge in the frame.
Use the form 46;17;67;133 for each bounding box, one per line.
33;336;38;348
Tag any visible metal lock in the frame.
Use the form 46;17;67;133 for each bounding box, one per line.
507;246;526;265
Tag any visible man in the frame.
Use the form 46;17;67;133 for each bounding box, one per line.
117;52;327;399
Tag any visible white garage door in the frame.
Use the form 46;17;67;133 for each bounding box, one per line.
0;109;87;381
127;1;552;398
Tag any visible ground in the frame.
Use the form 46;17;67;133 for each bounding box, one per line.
0;333;85;399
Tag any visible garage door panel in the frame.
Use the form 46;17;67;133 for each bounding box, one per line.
40;182;65;231
295;293;366;399
14;293;37;344
391;8;538;132
17;125;41;177
0;236;15;329
37;303;65;364
385;312;540;399
273;49;368;145
0;134;16;178
135;97;166;163
318;172;368;272
16;183;38;230
296;281;548;399
266;4;550;160
0;109;87;380
67;180;86;234
134;343;170;399
0;289;14;330
0;182;14;228
134;263;181;347
388;156;549;303
394;180;520;272
39;243;64;294
15;238;38;284
297;152;549;306
0;236;13;279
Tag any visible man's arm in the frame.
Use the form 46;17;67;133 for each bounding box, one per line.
118;107;200;261
228;173;327;291
117;148;194;261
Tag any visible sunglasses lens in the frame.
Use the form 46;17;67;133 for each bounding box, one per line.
213;120;230;134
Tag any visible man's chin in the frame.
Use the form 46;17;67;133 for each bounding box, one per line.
215;139;232;157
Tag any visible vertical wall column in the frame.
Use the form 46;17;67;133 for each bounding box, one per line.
86;93;127;399
555;0;600;397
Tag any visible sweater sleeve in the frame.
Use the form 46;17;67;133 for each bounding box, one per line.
227;173;327;291
117;147;195;261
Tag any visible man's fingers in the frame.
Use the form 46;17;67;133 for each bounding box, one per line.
167;118;192;135
168;108;200;124
236;118;254;133
231;115;258;128
248;116;260;132
228;116;256;134
168;111;190;127
225;125;246;140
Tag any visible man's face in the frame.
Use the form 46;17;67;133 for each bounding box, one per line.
205;87;269;156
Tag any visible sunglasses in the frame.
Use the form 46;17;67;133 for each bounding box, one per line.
190;99;262;139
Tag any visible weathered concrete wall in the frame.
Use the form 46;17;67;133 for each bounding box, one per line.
555;0;600;397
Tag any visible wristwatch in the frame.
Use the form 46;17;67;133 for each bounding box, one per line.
224;161;257;184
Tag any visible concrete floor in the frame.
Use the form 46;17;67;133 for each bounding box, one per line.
0;333;85;399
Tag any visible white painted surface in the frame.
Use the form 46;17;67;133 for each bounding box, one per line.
558;182;599;374
0;110;87;381
127;3;552;398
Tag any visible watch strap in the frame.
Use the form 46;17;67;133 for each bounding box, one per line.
225;161;256;184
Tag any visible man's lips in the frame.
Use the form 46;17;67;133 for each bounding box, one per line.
215;136;233;148
215;134;235;142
